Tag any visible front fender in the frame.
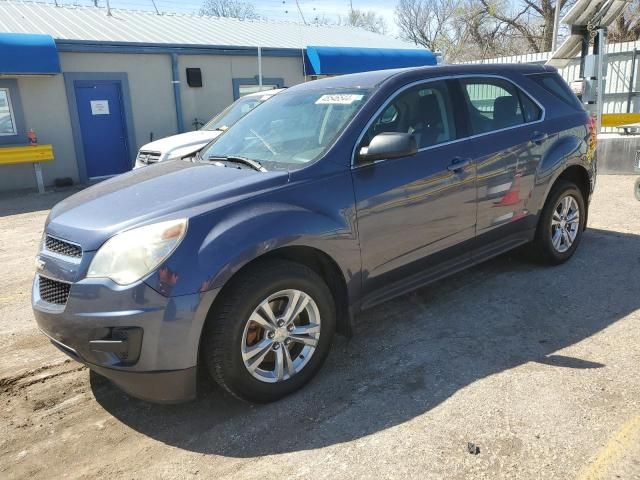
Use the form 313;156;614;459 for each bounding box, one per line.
197;202;359;293
144;170;360;299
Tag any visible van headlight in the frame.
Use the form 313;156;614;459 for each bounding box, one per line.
87;219;188;285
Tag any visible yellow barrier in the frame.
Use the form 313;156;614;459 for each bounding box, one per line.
0;144;54;193
0;144;54;165
601;113;640;128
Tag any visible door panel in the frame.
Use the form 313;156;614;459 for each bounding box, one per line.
457;77;546;238
353;141;476;294
352;80;477;296
75;81;130;178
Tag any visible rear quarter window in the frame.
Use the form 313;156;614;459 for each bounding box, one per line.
527;73;583;110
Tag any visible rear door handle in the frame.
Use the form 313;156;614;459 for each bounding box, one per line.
447;157;471;173
531;132;548;145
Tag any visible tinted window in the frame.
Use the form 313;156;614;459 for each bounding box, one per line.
361;80;456;150
519;91;543;123
528;73;583;109
460;78;540;135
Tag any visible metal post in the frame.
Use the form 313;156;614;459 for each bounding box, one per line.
105;0;112;16
258;46;263;90
171;53;185;133
551;0;562;51
595;28;607;135
33;162;44;194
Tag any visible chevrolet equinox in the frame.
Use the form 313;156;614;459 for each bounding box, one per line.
33;64;596;403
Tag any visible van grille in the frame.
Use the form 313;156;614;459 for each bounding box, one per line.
38;276;71;305
45;235;82;259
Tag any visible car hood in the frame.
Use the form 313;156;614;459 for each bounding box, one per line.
140;130;222;157
46;160;289;251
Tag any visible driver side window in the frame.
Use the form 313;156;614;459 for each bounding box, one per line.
360;80;456;151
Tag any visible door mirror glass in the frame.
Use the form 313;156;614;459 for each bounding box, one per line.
359;132;417;163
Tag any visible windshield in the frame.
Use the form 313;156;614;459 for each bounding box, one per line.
200;89;371;169
202;93;275;131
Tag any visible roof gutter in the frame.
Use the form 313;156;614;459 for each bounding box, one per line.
54;40;302;57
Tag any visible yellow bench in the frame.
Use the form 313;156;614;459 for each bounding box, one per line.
0;144;54;193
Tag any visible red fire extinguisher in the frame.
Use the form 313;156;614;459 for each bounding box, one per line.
27;128;38;145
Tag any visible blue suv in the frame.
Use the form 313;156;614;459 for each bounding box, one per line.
33;64;596;403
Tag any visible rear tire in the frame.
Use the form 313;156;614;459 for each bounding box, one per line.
201;259;335;403
528;180;586;265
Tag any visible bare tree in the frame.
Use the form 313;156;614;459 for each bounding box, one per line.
395;0;462;52
475;0;575;53
608;0;640;43
344;8;388;35
199;0;259;20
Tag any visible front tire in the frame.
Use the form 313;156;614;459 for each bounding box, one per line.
201;259;335;403
528;180;586;265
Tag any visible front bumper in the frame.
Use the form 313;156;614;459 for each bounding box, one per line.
32;275;217;403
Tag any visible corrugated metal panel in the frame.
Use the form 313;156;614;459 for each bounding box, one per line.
0;0;417;50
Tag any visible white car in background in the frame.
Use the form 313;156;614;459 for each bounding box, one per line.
134;88;284;168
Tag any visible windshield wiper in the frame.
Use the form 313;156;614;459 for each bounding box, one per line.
207;155;267;172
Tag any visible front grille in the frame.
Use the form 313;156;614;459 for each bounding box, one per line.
39;276;71;305
45;235;82;259
137;151;162;165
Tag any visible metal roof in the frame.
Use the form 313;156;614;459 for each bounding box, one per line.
0;1;416;50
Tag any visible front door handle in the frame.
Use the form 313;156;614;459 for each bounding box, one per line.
531;132;548;145
447;157;471;173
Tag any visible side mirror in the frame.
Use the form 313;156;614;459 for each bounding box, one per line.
358;132;417;163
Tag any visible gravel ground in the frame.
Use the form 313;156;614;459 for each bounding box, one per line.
1;176;639;480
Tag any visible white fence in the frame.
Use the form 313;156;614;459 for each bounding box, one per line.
465;40;640;132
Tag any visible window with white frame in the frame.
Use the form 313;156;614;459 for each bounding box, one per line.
0;88;17;136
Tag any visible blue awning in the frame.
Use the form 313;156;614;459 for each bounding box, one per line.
305;46;437;76
0;33;60;75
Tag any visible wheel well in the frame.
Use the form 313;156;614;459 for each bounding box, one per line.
557;165;590;206
213;246;352;337
555;165;591;227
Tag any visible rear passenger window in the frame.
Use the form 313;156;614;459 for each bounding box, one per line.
528;73;583;109
361;80;457;151
461;78;541;135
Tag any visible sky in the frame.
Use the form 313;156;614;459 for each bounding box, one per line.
71;0;399;33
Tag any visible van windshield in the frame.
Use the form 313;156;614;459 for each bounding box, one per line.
202;94;274;131
199;89;371;168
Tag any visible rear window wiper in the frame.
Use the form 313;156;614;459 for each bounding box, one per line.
206;155;267;172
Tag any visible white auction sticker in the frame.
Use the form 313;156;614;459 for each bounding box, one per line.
315;94;364;105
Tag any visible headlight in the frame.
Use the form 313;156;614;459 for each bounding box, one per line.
87;219;188;285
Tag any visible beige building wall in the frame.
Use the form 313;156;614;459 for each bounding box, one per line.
60;52;178;149
0;74;76;192
0;51;304;192
178;54;304;130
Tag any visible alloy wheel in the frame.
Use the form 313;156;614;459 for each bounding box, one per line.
241;289;321;383
550;194;580;253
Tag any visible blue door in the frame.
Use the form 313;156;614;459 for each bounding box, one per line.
75;81;130;178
